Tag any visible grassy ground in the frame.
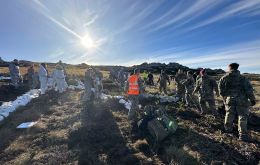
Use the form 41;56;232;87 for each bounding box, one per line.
0;90;82;164
0;68;259;164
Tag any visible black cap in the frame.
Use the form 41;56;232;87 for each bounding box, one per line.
229;63;239;70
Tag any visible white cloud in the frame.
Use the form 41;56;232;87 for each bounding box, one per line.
186;0;260;31
146;0;224;33
83;15;98;27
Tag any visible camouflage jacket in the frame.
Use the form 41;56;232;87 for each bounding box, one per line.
84;70;94;88
157;73;170;85
194;75;219;99
175;73;187;85
182;76;195;93
218;70;255;106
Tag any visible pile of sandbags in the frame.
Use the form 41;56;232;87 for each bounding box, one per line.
100;93;123;100
0;89;40;122
68;79;85;90
158;95;179;103
141;93;179;103
100;93;179;111
100;94;131;110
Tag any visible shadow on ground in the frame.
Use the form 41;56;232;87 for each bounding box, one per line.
68;101;140;165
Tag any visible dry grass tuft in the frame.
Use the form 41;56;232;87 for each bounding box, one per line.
132;139;150;153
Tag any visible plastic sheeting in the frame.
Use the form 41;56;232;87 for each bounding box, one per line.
17;121;37;128
0;89;40;122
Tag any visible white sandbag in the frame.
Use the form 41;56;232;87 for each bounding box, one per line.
114;96;124;99
0;110;10;117
0;89;40;122
119;99;127;104
0;115;4;122
124;102;132;110
68;80;85;90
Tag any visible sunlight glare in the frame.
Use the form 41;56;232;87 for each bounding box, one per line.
81;35;96;49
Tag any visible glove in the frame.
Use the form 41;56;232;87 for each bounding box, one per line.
250;100;256;106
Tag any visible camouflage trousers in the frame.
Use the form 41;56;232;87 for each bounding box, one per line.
94;84;102;99
11;75;20;88
224;104;249;135
28;77;34;89
128;95;139;121
159;84;167;94
185;92;195;106
198;97;217;114
177;84;185;102
83;85;93;102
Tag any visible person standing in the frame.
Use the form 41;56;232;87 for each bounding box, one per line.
39;63;48;94
125;68;142;121
142;70;148;84
182;71;195;106
175;69;187;102
118;68;126;88
94;68;103;99
193;69;219;115
147;72;154;85
157;70;170;95
27;64;35;89
53;64;67;93
8;59;21;89
84;68;95;102
219;63;256;141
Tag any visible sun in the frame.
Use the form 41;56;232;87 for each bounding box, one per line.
81;35;96;49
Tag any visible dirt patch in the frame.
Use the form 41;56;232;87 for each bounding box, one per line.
0;90;82;165
0;84;29;102
0;77;259;164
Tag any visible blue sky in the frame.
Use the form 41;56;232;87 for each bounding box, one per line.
0;0;260;73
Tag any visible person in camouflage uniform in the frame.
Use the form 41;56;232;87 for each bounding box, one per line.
218;63;256;141
175;69;187;101
182;71;195;106
27;64;35;89
118;68;126;88
193;69;219;115
157;70;170;95
84;68;95;102
147;72;154;86
93;68;103;99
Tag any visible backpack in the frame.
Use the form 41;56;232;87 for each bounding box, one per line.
142;106;178;142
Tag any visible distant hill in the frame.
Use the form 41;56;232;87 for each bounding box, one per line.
0;58;225;76
130;62;225;75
